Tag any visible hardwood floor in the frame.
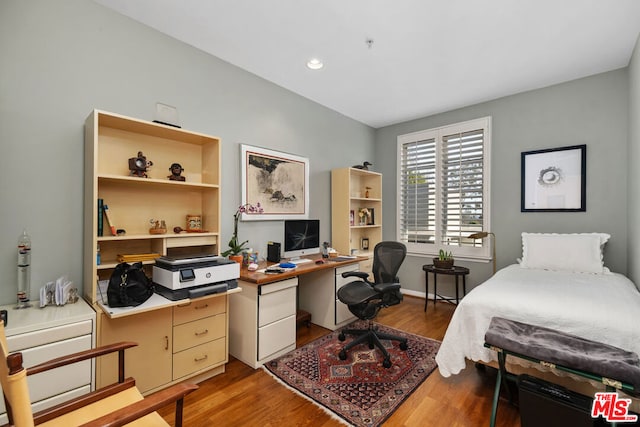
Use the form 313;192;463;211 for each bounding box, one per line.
159;296;521;426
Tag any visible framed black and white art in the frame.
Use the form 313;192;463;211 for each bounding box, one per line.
521;144;586;212
240;144;309;220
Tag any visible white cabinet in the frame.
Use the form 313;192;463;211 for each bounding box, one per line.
298;264;359;331
335;265;357;325
0;300;96;424
229;278;298;368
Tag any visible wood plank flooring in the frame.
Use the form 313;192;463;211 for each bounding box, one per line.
159;296;521;426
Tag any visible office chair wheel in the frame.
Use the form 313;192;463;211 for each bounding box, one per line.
383;358;392;368
368;342;375;349
338;332;346;341
339;350;347;360
400;342;408;351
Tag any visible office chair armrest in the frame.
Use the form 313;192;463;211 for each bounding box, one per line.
373;282;401;293
341;271;370;282
77;382;199;427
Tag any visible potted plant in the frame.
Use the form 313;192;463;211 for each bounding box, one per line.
222;203;264;262
433;249;454;269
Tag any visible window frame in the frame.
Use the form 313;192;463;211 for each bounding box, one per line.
396;117;492;260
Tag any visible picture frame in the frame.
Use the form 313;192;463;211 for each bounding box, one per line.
361;237;369;250
349;210;355;226
241;144;309;220
521;144;586;212
367;208;375;225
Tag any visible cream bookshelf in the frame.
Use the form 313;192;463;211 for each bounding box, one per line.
331;168;382;274
83;110;230;393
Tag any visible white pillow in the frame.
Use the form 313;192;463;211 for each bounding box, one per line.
520;232;610;274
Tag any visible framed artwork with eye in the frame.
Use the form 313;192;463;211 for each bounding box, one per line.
521;144;586;212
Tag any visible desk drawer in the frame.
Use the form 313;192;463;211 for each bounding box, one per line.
258;315;295;360
174;295;226;325
173;314;225;353
172;337;226;379
258;278;297;328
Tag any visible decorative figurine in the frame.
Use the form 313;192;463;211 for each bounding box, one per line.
168;163;185;181
129;151;153;178
149;219;167;234
352;161;372;170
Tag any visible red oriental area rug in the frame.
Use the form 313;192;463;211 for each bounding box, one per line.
263;321;441;427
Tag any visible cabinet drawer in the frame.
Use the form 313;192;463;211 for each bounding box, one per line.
173;314;225;353
166;235;217;248
173;337;226;379
8;320;93;351
258;279;297;328
0;335;92;414
174;295;226;325
258;315;296;360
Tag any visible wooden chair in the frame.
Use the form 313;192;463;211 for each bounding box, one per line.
0;321;197;427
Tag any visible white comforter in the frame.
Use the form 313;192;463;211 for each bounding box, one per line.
435;264;640;377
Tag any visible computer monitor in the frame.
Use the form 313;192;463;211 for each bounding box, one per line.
283;219;320;260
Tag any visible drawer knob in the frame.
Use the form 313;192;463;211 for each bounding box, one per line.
194;354;208;362
195;329;209;336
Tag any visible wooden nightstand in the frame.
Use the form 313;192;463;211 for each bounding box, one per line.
422;264;470;312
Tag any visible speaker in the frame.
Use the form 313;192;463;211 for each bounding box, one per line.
267;242;281;263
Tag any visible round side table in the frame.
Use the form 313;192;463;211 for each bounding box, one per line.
422;264;470;312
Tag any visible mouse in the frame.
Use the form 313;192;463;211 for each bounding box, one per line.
315;259;325;264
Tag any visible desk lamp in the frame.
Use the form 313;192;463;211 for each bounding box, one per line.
468;231;496;274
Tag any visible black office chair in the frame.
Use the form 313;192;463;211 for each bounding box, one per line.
337;241;408;368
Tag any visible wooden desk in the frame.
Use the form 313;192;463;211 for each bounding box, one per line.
230;255;363;368
238;255;363;284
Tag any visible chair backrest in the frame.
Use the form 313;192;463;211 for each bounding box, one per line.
372;241;407;284
0;322;35;427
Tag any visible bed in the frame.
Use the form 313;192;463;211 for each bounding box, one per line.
435;232;640;379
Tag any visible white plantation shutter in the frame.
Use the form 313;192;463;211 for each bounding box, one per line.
397;118;491;259
399;135;436;245
441;129;485;244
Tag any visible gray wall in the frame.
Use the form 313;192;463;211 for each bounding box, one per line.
628;35;640;285
377;69;630;295
1;0;635;306
0;0;374;305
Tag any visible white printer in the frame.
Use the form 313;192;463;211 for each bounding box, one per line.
152;254;240;300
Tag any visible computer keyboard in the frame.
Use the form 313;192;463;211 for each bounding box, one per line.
289;258;313;265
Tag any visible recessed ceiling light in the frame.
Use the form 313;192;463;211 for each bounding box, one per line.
306;58;324;70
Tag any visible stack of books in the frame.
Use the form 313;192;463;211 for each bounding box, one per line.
117;253;161;263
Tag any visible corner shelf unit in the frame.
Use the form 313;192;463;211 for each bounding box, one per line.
331;168;382;261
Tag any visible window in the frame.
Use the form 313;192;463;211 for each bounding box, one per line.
396;117;491;259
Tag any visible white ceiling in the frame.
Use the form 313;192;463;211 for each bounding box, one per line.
95;0;640;128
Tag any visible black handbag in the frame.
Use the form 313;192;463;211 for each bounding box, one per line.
107;262;154;307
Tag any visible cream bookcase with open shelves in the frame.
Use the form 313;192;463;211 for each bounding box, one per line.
83;110;230;393
331;168;382;275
